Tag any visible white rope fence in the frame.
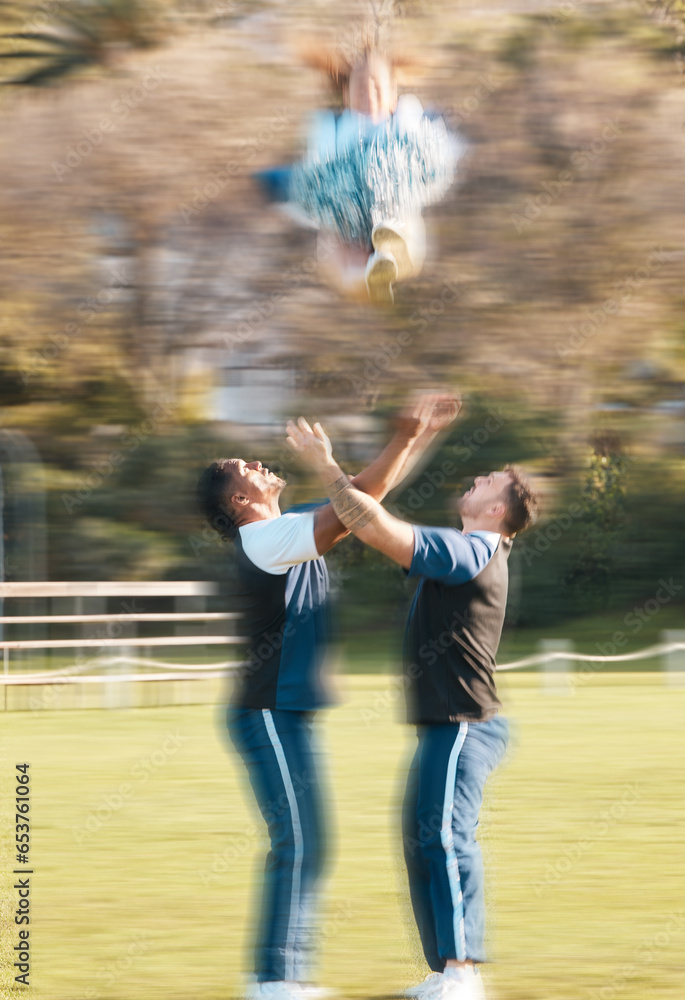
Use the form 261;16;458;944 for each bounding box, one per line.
496;641;685;671
0;583;682;704
1;642;684;685
0;655;245;685
0;654;242;683
0;580;246;692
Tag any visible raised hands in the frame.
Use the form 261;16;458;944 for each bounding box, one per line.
285;417;336;471
394;392;462;438
286;393;461;479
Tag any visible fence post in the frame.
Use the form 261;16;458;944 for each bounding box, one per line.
539;639;573;695
661;630;685;688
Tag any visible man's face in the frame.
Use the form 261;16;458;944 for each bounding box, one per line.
225;458;286;507
456;470;512;521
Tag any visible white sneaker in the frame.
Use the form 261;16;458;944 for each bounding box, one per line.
403;971;444;997
300;988;332;1000
365;250;398;305
441;967;486;999
470;968;486;1000
371;221;415;281
244;983;305;1000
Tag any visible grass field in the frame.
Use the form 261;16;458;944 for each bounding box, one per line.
1;672;685;1000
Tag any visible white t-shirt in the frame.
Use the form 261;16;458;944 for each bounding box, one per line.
467;530;502;548
238;512;320;576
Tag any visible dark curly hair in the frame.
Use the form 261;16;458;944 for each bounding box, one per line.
196;460;239;541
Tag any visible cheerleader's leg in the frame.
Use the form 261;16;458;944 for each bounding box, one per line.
318;232;371;303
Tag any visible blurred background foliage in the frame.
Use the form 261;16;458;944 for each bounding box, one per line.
0;0;684;648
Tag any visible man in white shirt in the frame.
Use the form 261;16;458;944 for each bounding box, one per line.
197;396;459;1000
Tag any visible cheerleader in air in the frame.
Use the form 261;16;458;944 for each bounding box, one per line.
257;41;465;306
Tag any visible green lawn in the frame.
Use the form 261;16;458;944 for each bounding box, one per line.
1;673;684;999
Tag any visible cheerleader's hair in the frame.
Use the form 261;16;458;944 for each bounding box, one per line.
298;35;417;107
298;43;354;104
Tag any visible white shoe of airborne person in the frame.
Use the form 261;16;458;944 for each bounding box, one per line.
365;249;398;305
371;221;416;282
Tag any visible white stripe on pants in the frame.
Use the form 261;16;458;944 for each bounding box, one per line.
440;722;469;962
262;708;304;982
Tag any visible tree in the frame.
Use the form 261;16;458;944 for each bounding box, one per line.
564;433;629;614
0;0;159;86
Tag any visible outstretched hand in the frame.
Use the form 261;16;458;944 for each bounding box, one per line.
428;392;462;431
395;392;462;438
285;417;335;471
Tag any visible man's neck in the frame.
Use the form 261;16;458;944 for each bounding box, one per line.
238;500;281;528
460;518;503;536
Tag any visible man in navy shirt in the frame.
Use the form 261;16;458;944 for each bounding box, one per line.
288;415;539;1000
197;396;459;1000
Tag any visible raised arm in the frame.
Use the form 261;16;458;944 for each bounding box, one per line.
288;394;459;555
382;395;460;492
286;419;416;567
351;393;459;496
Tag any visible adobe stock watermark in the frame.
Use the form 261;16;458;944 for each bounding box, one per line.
544;0;588;24
26;600;147;714
187;513;232;558
586;911;685;1000
79;931;151;1000
72;730;190;845
675;51;685;94
236;604;329;684
7;0;71;51
557;247;668;359
360;663;423;727
445;73;503;128
518;451;635;568
222;232;339;351
2;553;19;580
387;406;510;518
403;798;449;858
75;599;146;659
360;609;474;725
197;769;311;885
511;119;623;232
345;280;460;398
214;0;241;14
518;503;584;566
594;578;682;657
22;265;131;383
51;67;170;181
338;0;397;52
318;899;355;943
189;500;346;601
533;784;642;897
61;400;175;514
178;107;291;222
26;675;76;714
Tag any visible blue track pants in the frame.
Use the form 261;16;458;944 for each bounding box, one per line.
402;717;509;968
227;707;326;983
